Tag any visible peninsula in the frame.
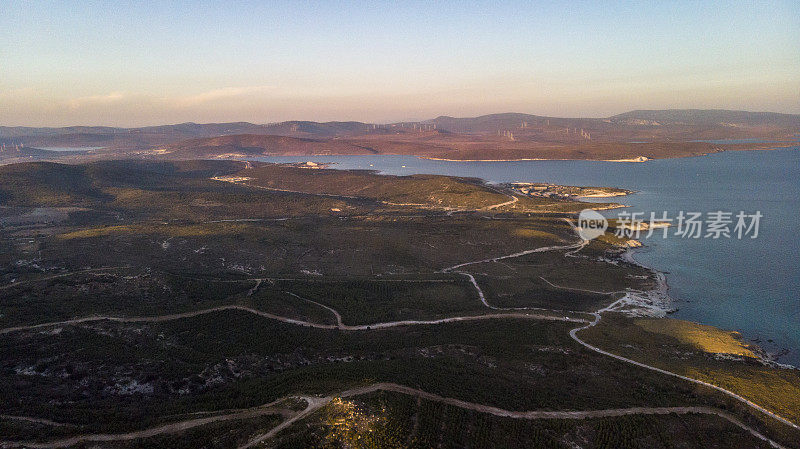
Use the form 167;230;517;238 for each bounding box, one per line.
0;160;797;448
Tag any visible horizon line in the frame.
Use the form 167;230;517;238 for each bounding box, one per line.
3;107;799;130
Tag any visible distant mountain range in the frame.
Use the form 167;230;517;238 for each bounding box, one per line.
610;109;800;126
1;109;797;162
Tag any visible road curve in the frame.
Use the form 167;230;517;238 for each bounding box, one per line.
450;229;800;436
569;302;800;434
482;188;519;210
454;271;592;319
243;382;790;449
1;382;786;449
441;239;585;272
0;398;294;449
2;225;796;447
361;384;788;449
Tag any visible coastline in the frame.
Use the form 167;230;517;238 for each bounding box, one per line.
415;144;795;163
420;156;647;163
601;156;649;163
420;156;554;162
575;191;632;199
5;142;796;168
614;246;674;318
161;149;800;368
615;243;795;369
247;154;797;368
419;156;653;163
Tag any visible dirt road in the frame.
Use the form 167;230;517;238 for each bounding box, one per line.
3;382;783;449
0;304;585;336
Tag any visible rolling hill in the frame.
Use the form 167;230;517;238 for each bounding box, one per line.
2;109;797;162
154;134;377;158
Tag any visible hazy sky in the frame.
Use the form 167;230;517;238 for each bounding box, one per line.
1;0;798;126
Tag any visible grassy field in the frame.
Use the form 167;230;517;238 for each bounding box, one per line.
73;414;284;449
270;390;775;449
1;159;797;448
271;277;484;325
460;248;654;311
0;270;254;327
226;163;617;213
635;319;759;358
16;215;582;278
1;313;751;436
0;160;376;222
581;313;800;436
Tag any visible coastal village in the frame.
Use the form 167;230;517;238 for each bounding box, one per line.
506;182;632;199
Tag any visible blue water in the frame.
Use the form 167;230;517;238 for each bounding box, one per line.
256;149;800;364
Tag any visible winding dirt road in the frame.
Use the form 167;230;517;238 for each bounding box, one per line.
0;398;295;449
569;298;800;433
482;187;519;210
4;382;784;449
0;304;585;336
448;232;800;434
441;239;585;272
538;276;616;295
0;415;74;428
2;227;797;448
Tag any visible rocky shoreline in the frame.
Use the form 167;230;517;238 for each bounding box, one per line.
616;245;796;369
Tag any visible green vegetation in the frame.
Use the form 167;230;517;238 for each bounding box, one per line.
0;417;82;444
0;160;372;223
0;162;111;207
1;313;735;436
73;415;283;449
237;164;511;209
271;390;775;449
0;271;253;327
272;277;483;325
460;249;654;311
22;215;580;279
232;163;616;212
1;160;797;448
581;313;800;438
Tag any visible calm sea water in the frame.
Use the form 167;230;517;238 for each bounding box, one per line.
256;149;800;364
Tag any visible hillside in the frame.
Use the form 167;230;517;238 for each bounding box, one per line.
611;109;800;127
2;109;797;163
2;159;798;449
147;131;730;162
153;134;376;158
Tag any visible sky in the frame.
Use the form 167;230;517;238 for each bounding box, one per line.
1;0;798;127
